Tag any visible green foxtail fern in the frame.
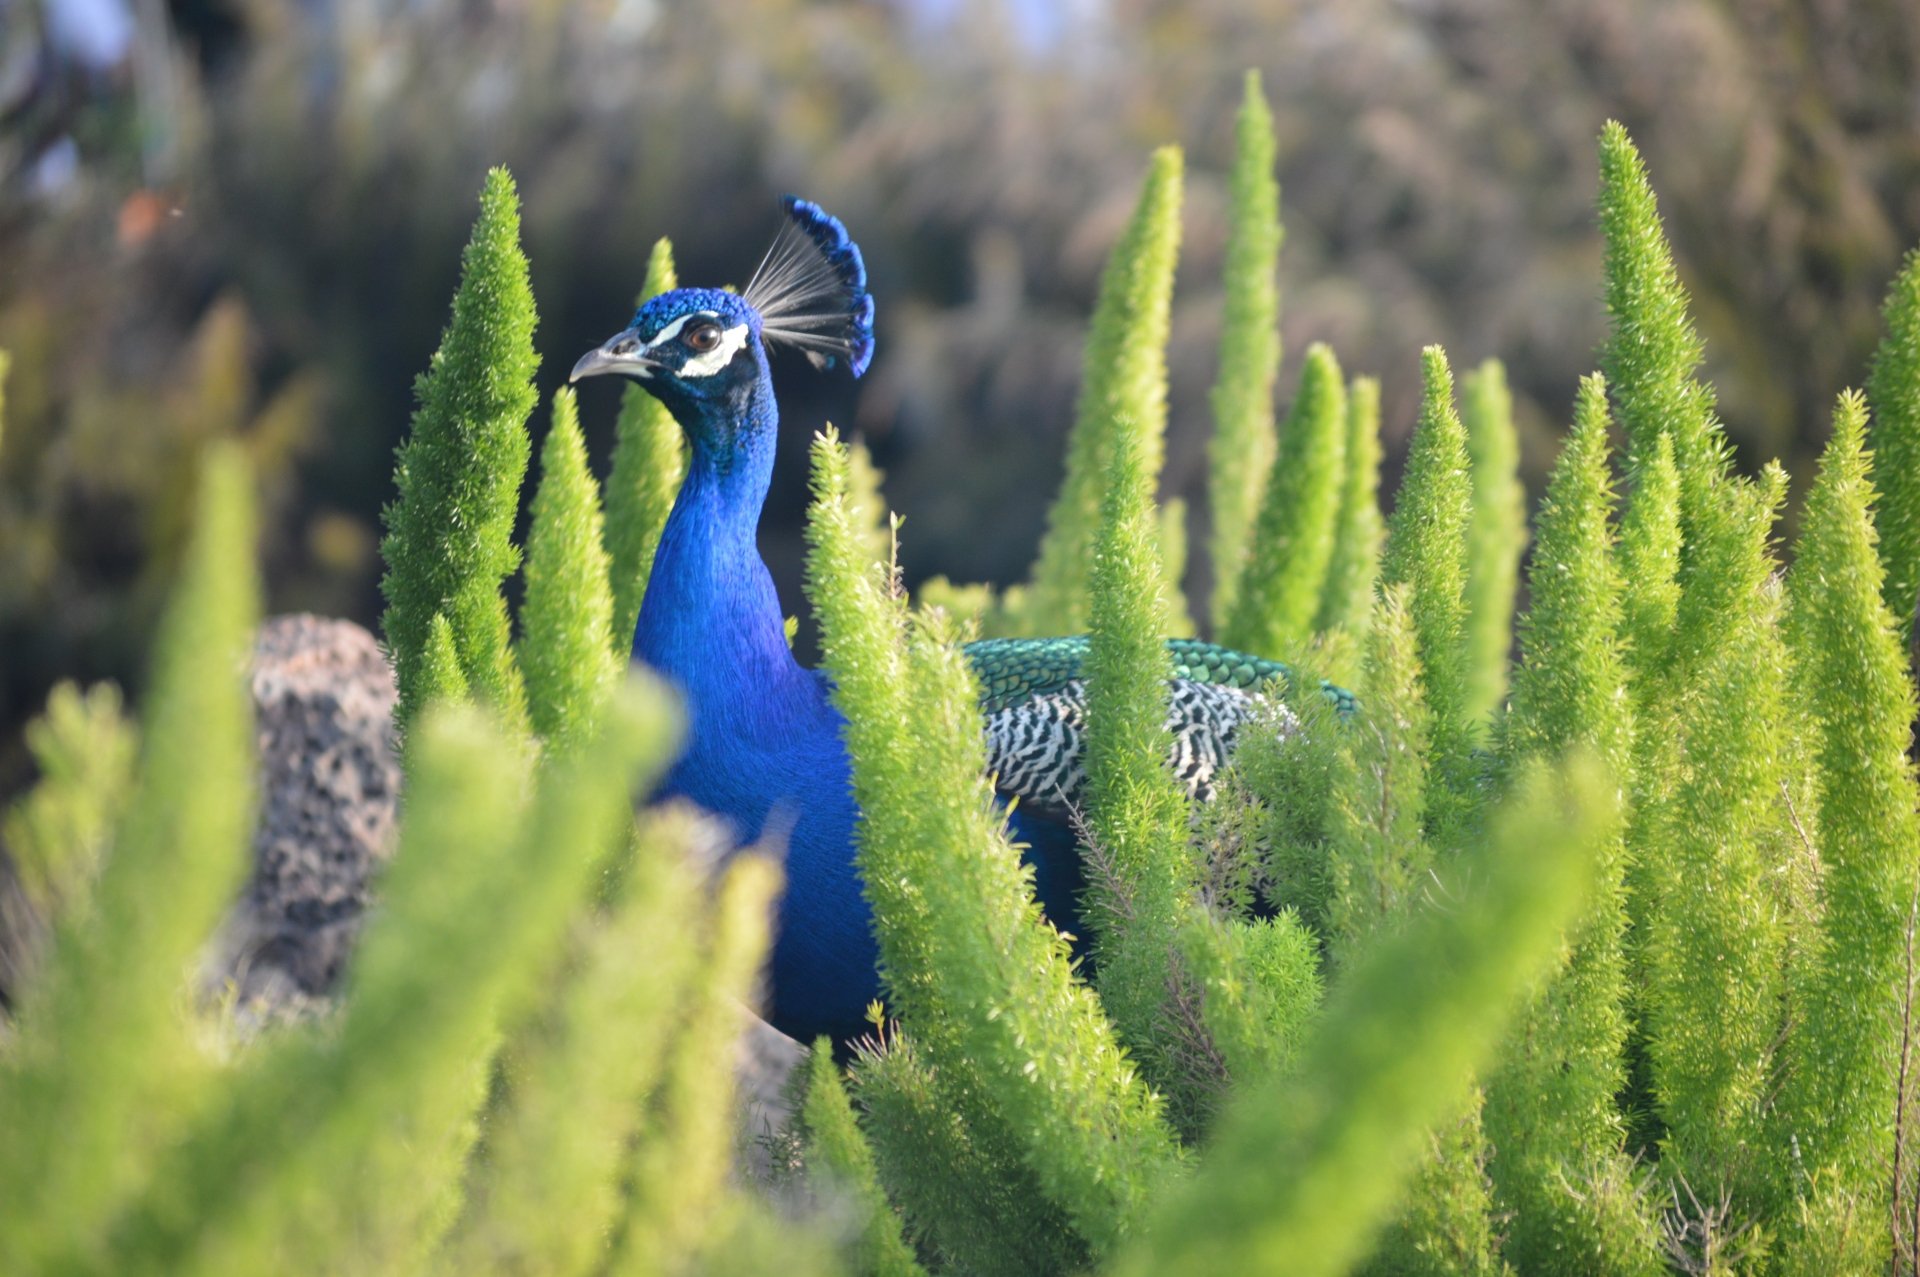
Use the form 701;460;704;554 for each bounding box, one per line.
1082;419;1209;1130
606;237;686;653
798;1041;926;1277
807;425;1182;1259
0;445;258;1275
853;1027;1085;1275
1316;374;1384;643
89;682;682;1275
1025;147;1182;637
1776;392;1920;1249
1379;347;1476;848
521;386;619;751
611;854;783;1275
419;611;472;710
1868;247;1920;640
1222;343;1347;658
1;681;136;947
380;167;537;736
1616;431;1681;692
1206;71;1282;629
441;807;705;1277
1115;759;1620;1277
1482;375;1662;1272
1461;358;1525;723
1598;121;1724;539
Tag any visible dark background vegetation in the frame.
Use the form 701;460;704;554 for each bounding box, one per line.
2;0;1917;794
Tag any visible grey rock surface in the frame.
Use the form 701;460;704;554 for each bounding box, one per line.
209;614;400;1016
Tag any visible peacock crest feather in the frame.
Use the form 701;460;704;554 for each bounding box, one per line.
744;197;876;376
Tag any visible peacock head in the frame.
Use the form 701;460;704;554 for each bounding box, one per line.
570;197;874;426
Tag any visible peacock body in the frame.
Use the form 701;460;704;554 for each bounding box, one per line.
572;200;1339;1045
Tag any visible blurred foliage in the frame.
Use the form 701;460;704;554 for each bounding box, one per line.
2;0;1918;795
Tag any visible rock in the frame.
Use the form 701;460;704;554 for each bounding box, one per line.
208;614;400;1018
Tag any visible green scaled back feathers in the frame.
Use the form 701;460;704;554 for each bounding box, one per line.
965;635;1355;718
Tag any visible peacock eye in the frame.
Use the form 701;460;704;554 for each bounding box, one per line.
684;322;723;353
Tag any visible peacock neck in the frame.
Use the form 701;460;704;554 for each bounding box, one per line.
632;364;817;728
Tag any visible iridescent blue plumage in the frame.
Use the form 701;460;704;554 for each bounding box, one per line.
572;199;1339;1046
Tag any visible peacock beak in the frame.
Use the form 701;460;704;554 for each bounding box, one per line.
570;327;658;382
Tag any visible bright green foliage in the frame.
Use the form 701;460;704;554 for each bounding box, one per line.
1223;344;1348;657
1597;121;1723;521
89;682;681;1275
419;611;471;709
612;854;783;1275
799;1042;927;1277
1237;673;1342;934
854;1030;1086;1275
1318;374;1385;638
1026;147;1183;636
381;167;537;737
1867;247;1920;637
845;435;895;568
1207;71;1282;629
1082;421;1196;1106
1379;347;1475;846
1460;359;1526;722
442;808;704;1277
807;426;1181;1258
1;681;136;931
1484;376;1656;1272
1115;760;1620;1277
0;445;258;1274
1181;910;1322;1084
521;387;619;750
1158;496;1196;638
606;237;685;652
1369;1096;1509;1277
1616;431;1681;688
1778;392;1920;1210
1325;586;1430;957
1640;476;1793;1204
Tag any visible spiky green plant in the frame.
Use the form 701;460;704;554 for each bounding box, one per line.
1777;392;1920;1224
86;679;680;1275
1222;344;1348;658
1;681;136;933
0;445;258;1275
1114;759;1620;1277
1206;71;1282;629
419;611;472;709
1640;472;1793;1206
1483;375;1659;1271
807;425;1182;1258
1082;419;1196;1108
1025;147;1183;636
521;386;618;750
380;167;538;736
798;1042;926;1277
1597;121;1723;526
1324;586;1430;956
1317;374;1384;639
1461;358;1526;723
853;1028;1085;1275
1867;247;1920;639
1379;347;1475;846
440;808;705;1277
611;855;783;1275
1616;431;1681;690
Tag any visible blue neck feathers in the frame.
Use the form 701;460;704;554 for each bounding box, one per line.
633;349;822;758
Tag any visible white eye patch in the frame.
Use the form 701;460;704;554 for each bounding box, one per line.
645;311;708;350
677;323;751;379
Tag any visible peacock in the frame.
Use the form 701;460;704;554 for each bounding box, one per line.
571;198;1345;1046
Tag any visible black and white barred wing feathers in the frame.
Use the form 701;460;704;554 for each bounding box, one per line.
965;637;1355;822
